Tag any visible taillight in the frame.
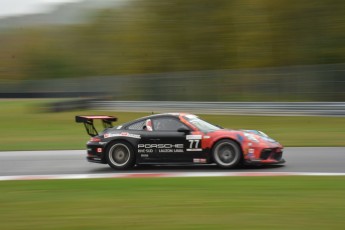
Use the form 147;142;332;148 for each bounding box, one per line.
90;137;101;142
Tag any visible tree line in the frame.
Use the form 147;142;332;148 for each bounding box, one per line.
0;0;344;82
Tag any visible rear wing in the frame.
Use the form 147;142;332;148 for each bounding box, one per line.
75;115;117;137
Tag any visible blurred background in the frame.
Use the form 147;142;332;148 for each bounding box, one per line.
0;0;344;101
0;3;345;229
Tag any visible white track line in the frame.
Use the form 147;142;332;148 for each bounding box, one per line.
1;172;345;181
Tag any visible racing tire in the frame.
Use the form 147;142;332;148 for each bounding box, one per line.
106;141;135;170
212;140;242;169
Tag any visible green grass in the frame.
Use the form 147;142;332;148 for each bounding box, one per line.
0;177;345;230
0;99;344;151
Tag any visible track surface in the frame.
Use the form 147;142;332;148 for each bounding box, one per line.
0;147;344;176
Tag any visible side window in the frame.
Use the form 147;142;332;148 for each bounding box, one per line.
152;117;189;131
127;120;145;130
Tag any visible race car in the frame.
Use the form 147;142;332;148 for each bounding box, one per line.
75;113;285;169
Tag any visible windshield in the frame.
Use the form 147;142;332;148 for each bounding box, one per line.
183;115;221;132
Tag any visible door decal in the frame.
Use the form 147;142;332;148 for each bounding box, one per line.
186;135;202;151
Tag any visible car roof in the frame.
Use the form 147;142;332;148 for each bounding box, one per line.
121;113;193;127
147;112;186;118
137;112;192;120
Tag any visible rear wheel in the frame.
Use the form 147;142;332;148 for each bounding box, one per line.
212;140;241;168
106;142;135;170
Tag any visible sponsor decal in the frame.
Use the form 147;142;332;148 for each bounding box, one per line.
247;148;255;159
203;135;211;139
193;158;207;163
138;144;184;153
97;148;102;153
159;149;183;153
186;135;202;140
247;153;254;159
236;134;244;143
104;133;141;139
187;148;203;152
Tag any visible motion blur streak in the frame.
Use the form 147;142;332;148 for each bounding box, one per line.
92;101;345;116
2;172;345;181
0;0;344;101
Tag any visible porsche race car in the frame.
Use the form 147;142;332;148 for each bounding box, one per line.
76;113;285;169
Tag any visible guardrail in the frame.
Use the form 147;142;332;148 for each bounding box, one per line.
92;101;345;116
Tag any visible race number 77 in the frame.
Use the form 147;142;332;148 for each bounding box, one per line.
188;140;200;149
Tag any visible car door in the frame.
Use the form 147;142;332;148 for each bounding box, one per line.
150;116;193;163
124;118;161;163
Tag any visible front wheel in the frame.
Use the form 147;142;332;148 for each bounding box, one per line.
212;140;242;168
106;142;135;170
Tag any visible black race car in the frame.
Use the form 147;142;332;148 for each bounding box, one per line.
76;113;284;170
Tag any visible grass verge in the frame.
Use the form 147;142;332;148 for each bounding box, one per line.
0;176;345;230
0;99;344;151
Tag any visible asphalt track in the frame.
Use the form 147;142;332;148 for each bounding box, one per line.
0;147;344;177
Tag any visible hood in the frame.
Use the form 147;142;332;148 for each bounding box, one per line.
241;129;278;143
209;128;278;144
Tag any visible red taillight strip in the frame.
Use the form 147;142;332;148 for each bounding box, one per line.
90;137;101;142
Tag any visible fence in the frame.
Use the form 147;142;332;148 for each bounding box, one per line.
0;63;344;102
92;101;345;116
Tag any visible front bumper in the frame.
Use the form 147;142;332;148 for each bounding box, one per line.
245;147;285;165
245;158;286;165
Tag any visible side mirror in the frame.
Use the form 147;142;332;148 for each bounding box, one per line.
177;127;190;134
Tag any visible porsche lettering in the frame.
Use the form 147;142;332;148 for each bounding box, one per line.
138;144;184;149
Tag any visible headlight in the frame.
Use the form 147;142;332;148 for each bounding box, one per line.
244;133;259;143
261;136;277;143
258;131;268;137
